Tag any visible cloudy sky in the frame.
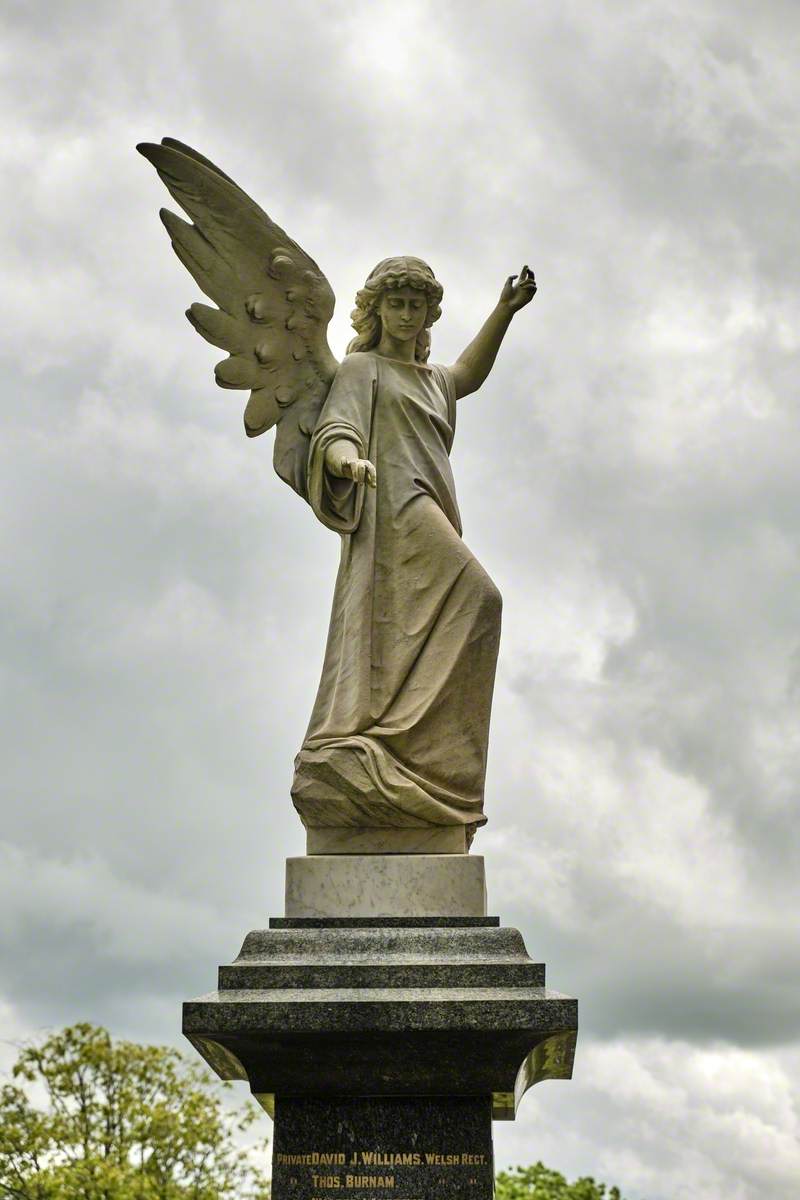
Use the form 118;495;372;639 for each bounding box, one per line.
1;1;799;1196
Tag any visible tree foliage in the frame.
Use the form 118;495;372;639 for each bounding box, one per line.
495;1161;625;1200
0;1023;269;1200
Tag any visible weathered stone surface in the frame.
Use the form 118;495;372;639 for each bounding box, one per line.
142;143;538;849
272;1095;494;1199
306;825;468;855
183;917;577;1122
285;854;487;918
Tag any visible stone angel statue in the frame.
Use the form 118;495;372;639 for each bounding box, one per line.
138;138;537;854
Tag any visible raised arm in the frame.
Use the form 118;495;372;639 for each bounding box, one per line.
450;265;537;400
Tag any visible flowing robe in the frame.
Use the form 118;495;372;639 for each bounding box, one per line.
291;350;501;833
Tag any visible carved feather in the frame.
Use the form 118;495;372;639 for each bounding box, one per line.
137;138;339;499
186;304;244;352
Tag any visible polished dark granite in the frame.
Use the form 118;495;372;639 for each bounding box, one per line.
272;1095;495;1200
183;917;577;1123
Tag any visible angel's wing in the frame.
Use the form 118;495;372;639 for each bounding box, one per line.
137;138;338;499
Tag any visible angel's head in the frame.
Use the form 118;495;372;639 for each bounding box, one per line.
347;256;443;362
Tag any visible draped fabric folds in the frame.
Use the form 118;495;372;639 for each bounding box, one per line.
291;351;501;832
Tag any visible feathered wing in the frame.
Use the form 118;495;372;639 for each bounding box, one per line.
137;138;338;499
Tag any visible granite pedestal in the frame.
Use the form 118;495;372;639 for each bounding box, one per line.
184;857;577;1198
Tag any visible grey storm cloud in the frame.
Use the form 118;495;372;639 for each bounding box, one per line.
1;2;799;1198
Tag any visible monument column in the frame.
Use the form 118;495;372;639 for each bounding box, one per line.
140;135;576;1200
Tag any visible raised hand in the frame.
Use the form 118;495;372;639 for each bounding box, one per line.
499;264;537;314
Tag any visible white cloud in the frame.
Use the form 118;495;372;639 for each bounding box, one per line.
1;1;799;1197
496;1037;800;1200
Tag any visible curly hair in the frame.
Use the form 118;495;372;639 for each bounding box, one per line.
347;256;444;363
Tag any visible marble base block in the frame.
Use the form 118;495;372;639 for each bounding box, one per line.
285;854;487;918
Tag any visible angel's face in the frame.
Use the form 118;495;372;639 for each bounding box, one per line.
378;286;428;344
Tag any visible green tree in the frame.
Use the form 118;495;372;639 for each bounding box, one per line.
0;1023;270;1200
495;1161;625;1200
